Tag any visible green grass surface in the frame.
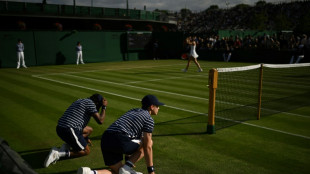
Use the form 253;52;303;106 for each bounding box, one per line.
0;59;309;174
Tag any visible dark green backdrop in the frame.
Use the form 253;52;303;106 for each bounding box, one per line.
1;31;181;68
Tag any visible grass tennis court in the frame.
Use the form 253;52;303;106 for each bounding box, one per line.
0;59;309;174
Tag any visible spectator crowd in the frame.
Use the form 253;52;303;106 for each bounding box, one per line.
191;33;309;52
174;0;310;61
176;1;309;34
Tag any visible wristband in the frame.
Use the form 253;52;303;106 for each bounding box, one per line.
147;166;154;173
102;105;106;110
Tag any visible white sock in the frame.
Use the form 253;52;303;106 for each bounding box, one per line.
58;151;66;157
58;150;70;157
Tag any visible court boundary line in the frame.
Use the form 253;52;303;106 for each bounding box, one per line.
46;73;310;119
33;75;310;140
32;63;186;77
32;67;310;119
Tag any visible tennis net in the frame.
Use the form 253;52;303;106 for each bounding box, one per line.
207;63;310;133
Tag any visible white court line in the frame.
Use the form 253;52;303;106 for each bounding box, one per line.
124;74;205;84
32;63;186;77
61;73;208;101
33;75;310;140
60;73;310;119
33;69;310;118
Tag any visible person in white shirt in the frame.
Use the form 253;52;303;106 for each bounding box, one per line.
76;41;85;65
16;39;27;69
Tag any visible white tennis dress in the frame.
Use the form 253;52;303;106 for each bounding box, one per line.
189;45;199;58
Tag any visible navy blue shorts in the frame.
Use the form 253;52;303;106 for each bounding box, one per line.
56;126;87;152
101;131;140;166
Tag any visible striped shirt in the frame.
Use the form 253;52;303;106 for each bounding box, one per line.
58;98;97;131
107;108;154;139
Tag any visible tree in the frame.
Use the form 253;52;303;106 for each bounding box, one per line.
232;4;250;11
205;5;219;12
250;12;268;30
255;0;267;7
295;11;310;34
180;8;192;18
274;13;292;30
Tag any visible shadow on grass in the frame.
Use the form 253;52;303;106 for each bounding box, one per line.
91;114;209;138
43;170;77;174
19;148;76;170
19;148;110;173
45;167;110;174
153;132;207;137
19;148;51;169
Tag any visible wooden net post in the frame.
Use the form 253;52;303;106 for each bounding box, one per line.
207;68;218;134
257;64;263;120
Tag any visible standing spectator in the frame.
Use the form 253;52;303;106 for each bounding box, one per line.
16;39;27;69
153;40;159;60
223;36;234;62
76;41;85;65
182;36;203;72
77;95;164;174
233;37;242;49
223;43;232;62
44;94;108;167
290;35;307;64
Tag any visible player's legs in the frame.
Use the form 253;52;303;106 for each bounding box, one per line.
83;126;93;137
76;52;80;64
70;145;90;158
76;51;84;64
92;161;122;174
17;52;21;69
20;52;27;68
183;57;192;72
126;144;144;164
80;52;84;64
296;55;304;63
227;53;231;62
78;132;143;174
56;126;90;157
289;55;295;64
193;58;202;71
101;131;142;173
83;126;93;146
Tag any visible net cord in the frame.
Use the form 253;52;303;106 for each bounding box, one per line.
217;63;310;72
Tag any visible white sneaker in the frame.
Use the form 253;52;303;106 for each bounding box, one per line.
182;69;187;72
198;68;203;72
77;167;92;174
119;165;143;174
44;147;60;167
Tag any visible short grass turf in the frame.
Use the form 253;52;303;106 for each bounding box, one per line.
0;59;309;174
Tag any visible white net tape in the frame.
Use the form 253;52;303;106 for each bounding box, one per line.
217;63;310;72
